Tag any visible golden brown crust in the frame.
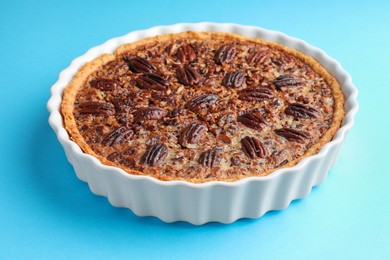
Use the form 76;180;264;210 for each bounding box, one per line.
61;54;116;164
61;31;345;183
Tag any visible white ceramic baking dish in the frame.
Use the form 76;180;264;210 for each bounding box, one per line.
47;23;358;225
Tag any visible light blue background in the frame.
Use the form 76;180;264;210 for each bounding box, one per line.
1;0;389;259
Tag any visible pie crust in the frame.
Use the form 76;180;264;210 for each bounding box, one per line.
61;31;345;183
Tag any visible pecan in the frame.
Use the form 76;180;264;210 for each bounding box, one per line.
78;102;115;116
136;73;168;91
218;133;231;144
176;65;202;86
248;50;269;65
198;148;222;168
140;143;168;166
176;45;196;63
102;126;134;146
274;128;309;143
222;71;245;88
214;45;236;65
125;56;156;73
179;123;208;147
90;78;122;91
275;159;288;168
285;103;320;119
133;107;168;123
238;87;274;101
272;59;283;66
185;94;218;112
273;75;304;90
241;136;268;159
237;112;268;130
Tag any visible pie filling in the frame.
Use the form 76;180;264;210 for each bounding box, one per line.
62;32;344;182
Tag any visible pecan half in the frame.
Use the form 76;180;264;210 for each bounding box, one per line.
214;45;236;65
140;143;168;166
125;56;156;74
133;107;168;123
274;128;309;143
285;103;320;119
273;75;304;90
179;123;208;147
198;148;221;168
241;136;267;159
238;87;274;101
248;50;269;65
102;126;134;146
136;73;168;91
78;102;115;116
237;112;268;130
176;65;202;86
222;71;245;88
176;45;196;63
185;94;218;112
90;78;122;91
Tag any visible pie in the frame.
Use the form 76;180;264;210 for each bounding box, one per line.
61;31;345;183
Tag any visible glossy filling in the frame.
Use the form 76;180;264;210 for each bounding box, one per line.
73;34;335;180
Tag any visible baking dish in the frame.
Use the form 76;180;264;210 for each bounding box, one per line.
47;23;358;224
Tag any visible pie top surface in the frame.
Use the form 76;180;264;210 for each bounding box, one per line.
61;31;345;183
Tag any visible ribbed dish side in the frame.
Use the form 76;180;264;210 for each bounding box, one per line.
60;138;339;225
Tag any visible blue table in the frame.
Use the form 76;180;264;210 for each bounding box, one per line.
1;1;389;259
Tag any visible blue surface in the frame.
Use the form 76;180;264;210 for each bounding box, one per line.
1;1;389;259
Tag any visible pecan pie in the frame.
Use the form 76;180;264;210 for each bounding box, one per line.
61;31;345;183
